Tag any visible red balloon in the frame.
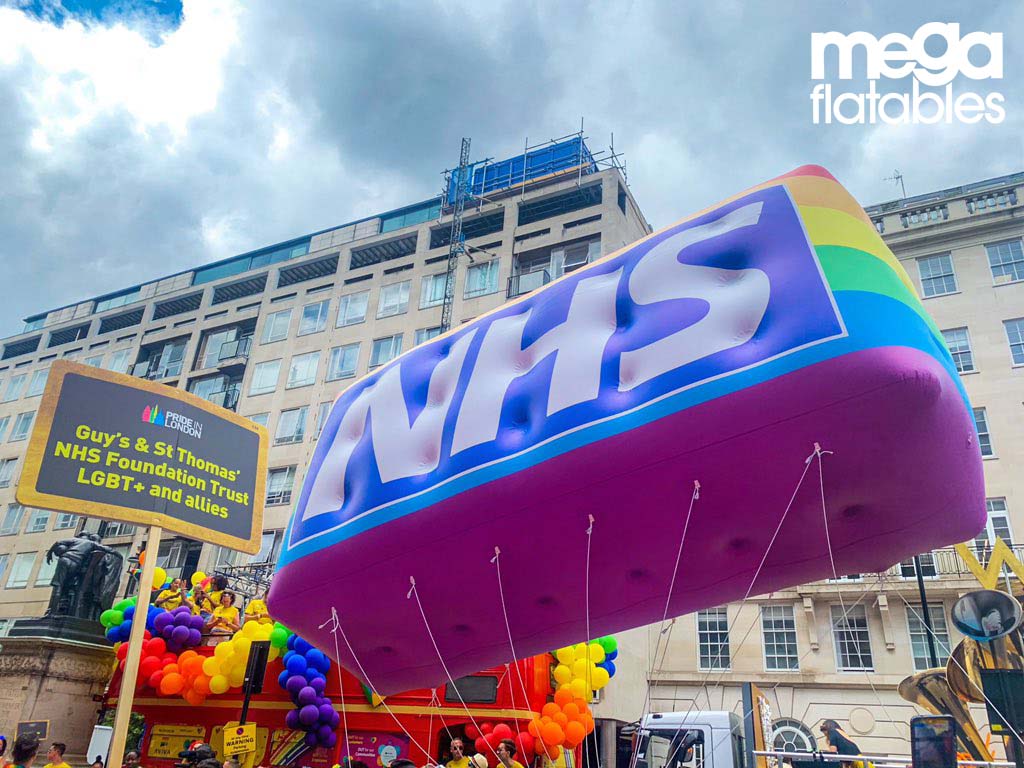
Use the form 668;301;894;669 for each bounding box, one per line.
147;670;163;689
485;733;500;749
116;643;129;661
481;722;494;735
146;637;167;656
474;738;488;755
492;724;513;741
517;733;534;754
139;656;161;678
465;725;481;741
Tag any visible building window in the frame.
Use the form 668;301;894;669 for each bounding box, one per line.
0;458;16;488
25;509;50;533
248;413;270;428
298;299;330;336
262;309;292;344
337;291;369;327
465;261;500;298
0;417;9;442
35;555;57;587
0;555;7;584
327;343;360;380
266;467;296;505
421;274;448;309
287;352;319;388
941;328;975;373
3;374;26;402
831;604;873;671
761;605;799;671
415;327;442;346
1005;318;1024;365
370;335;403;368
106;349;132;374
697;607;730;670
274;406;308;445
26;368;49;396
249;530;280;564
987;239;1024;284
84;354;104;367
377;281;411;318
917;254;958;297
772;720;816;754
313;402;331;439
10;412;33;442
899;553;936;578
974;498;1013;565
908;604;951;671
102;520;136;537
0;504;25;535
249;360;281;396
6;553;36;589
973;407;993;457
54;513;78;530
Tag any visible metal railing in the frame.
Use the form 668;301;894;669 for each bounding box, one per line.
217;336;252;362
754;750;1015;768
206;385;241;411
815;544;1024;585
507;269;551;298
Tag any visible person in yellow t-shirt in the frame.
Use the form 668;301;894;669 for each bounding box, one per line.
244;590;273;625
154;578;186;610
445;739;470;768
42;742;71;768
191;586;214;617
207;575;228;608
205;591;241;635
496;739;524;768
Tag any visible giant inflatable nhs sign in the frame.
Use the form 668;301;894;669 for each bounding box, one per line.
285;184;845;555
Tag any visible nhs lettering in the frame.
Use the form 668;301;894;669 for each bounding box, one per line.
285;183;844;554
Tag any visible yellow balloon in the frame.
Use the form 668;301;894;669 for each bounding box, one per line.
228;668;245;688
555;647;574;666
588;643;606;664
209;674;229;694
573;642;589;661
569;678;587;699
591;667;610;689
571;658;589;680
553;665;572;685
202;656;220;677
234;637;253;657
214;642;234;660
190;571;207;587
151;567;167;589
242;621;259;638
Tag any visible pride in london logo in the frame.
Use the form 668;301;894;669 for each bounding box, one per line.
141;405;165;426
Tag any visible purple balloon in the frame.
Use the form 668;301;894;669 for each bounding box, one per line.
317;724;334;742
299;705;319;727
297;686;317;707
174;612;190;626
323;732;337;749
187;628;202;646
318;703;334;722
161;624;174;639
286;676;306;695
171;625;190;644
189;615;205;631
304;731;318;747
329;711;340;729
153;613;173;632
285;709;300;730
310;677;326;694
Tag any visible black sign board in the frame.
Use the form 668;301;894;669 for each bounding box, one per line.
16;720;49;741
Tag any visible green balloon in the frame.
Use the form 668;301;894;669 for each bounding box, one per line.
99;610;117;627
599;636;617;653
113;599;133;612
270;627;288;648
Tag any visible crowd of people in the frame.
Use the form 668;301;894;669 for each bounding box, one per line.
152;577;271;639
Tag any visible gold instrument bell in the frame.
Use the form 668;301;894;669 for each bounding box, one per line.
897;669;993;761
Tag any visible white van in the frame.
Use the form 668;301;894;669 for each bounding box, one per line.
634;711;748;768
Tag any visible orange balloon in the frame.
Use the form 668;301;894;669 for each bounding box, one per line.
540;716;552;726
541;722;564;747
553;689;573;707
582;713;595;734
528;720;541;738
187;657;205;676
160;672;184;695
183;689;204;706
565;721;586;745
179;650;197;663
138;550;146;565
194;674;211;696
553;713;568;728
562;703;580;720
164;663;179;675
573;697;588;712
542;702;559;718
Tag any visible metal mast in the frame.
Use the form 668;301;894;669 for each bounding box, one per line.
440;137;472;334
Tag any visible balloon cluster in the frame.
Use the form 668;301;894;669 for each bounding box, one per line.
466;722;534;767
276;634;339;749
202;619;281;693
551;636;617;699
528;689;595;757
101;597;164;643
153;606;205;652
117;636;178;692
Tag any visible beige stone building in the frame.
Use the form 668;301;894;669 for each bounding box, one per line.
592;171;1024;761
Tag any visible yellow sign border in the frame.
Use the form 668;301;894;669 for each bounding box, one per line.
16;360;268;554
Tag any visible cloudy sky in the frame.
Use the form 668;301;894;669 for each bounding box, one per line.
0;0;1021;336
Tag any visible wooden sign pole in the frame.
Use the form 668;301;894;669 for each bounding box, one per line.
108;524;162;768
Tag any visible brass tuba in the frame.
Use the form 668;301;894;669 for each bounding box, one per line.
898;669;993;761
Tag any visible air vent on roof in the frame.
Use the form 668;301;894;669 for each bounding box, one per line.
99;308;145;335
278;253;339;288
350;235;418;270
430;211;504;249
518;184;603;227
212;274;268;305
154;291;203;320
2;336;41;360
48;323;90;348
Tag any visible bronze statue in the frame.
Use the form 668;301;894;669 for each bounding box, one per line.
44;532;123;620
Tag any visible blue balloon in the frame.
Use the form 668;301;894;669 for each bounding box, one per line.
278;670;290;689
286;655;308;676
305;649;325;669
294;638;312;656
604;660;616;677
606;648;617;661
124;605;136;620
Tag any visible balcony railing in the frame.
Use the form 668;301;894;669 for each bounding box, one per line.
206;385;241;412
217;336;252;364
816;544;1022;585
507;269;551;298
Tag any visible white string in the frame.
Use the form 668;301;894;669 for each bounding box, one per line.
430;687;460;761
627;481;700;768
584;514;600;768
408;577;499;762
658;446;818;768
320;607;431;756
492;547;542;725
318;609;351;763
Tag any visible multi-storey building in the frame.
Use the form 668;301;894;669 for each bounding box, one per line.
0;137;651;630
618;171;1024;760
